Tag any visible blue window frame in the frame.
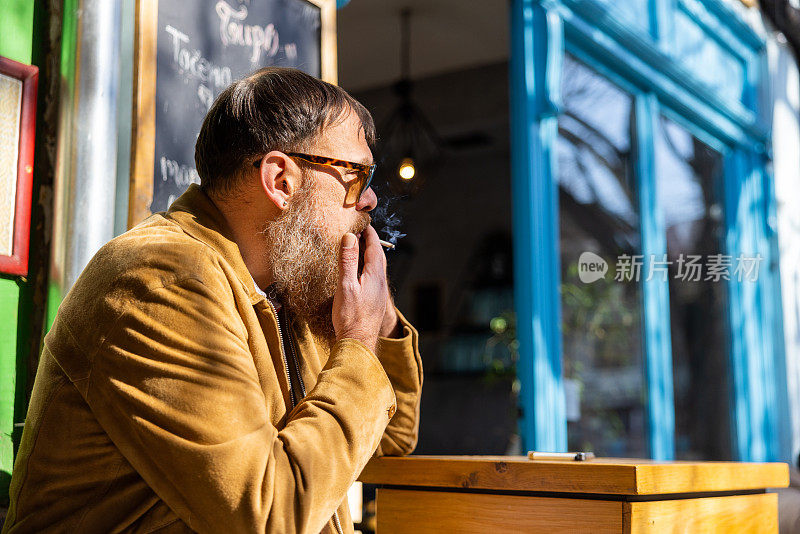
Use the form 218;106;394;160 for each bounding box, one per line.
510;0;791;461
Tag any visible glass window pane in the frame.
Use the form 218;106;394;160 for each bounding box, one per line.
558;55;647;458
654;116;732;460
672;8;745;103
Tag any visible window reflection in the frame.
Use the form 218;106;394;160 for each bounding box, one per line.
654;116;732;460
673;9;745;103
558;55;647;457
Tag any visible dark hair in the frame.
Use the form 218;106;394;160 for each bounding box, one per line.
195;67;376;198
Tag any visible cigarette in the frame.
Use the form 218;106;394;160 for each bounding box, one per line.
527;451;595;461
379;239;395;250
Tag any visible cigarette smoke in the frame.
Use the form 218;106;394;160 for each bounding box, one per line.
372;197;406;246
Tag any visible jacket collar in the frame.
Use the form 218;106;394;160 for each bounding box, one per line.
165;184;265;306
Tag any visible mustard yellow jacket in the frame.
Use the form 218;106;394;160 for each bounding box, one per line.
3;185;423;533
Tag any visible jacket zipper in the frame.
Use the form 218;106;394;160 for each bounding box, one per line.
332;509;343;534
266;298;295;408
266;298;341;534
287;323;306;399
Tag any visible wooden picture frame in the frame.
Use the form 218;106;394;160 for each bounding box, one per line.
0;56;38;276
128;0;338;228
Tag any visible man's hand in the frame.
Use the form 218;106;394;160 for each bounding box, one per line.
379;286;401;338
333;226;387;352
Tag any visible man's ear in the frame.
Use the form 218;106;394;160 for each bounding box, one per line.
257;151;301;210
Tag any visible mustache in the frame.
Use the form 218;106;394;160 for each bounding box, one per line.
350;213;371;235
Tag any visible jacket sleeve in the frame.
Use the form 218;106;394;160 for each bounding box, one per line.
373;308;424;457
81;275;396;534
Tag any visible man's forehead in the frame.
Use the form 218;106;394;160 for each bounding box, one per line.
313;111;373;164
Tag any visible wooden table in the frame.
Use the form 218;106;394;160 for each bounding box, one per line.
359;455;789;533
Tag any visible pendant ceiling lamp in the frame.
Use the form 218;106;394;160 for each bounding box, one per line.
377;8;443;196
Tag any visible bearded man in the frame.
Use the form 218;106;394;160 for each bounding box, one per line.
3;68;422;534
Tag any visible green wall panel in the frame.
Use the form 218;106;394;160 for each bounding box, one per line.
0;281;20;495
0;0;35;503
0;1;34;63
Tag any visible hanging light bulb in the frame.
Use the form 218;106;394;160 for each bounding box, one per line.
375;8;443;196
398;157;416;180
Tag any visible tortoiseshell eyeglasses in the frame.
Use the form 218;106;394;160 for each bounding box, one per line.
254;152;377;205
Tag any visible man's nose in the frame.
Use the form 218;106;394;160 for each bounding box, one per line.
356;187;378;211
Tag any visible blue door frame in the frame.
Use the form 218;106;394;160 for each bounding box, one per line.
509;1;567;452
510;0;791;461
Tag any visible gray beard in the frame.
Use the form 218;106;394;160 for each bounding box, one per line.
261;176;370;341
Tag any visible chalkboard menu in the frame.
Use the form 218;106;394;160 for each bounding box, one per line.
129;0;336;226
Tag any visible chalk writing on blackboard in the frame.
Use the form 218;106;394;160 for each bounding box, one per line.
217;2;283;63
165;25;233;108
